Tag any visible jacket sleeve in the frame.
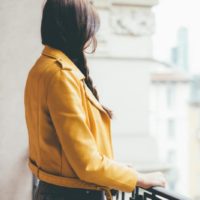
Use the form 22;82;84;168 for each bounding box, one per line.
47;69;138;193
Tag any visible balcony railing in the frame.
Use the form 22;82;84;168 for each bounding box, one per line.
115;187;190;200
32;176;190;200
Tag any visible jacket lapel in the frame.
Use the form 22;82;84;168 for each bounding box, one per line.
83;81;107;114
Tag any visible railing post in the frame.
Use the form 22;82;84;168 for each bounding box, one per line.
122;192;125;200
130;187;144;200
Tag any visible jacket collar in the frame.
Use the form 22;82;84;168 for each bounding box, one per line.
42;45;85;80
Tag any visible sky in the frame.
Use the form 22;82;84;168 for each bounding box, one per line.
153;0;200;74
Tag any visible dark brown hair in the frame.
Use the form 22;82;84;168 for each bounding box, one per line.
41;0;113;118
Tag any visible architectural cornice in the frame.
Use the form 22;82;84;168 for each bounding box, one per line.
92;0;159;8
112;0;158;7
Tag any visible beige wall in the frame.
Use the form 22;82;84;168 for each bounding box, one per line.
0;1;44;199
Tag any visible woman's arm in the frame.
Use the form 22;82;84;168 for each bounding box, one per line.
46;69;138;193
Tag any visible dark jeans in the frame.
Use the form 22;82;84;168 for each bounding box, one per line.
34;180;105;200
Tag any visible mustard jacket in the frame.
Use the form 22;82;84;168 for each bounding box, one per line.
24;45;138;199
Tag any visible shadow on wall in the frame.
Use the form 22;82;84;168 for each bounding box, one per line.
0;149;32;200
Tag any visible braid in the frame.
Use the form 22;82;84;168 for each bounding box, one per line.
73;52;113;119
41;0;112;116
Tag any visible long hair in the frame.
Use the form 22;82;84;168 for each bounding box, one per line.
41;0;113;119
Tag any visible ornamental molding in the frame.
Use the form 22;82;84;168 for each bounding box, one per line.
112;0;158;7
92;0;158;7
90;0;157;57
110;8;155;36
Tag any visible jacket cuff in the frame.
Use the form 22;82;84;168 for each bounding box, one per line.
123;168;138;193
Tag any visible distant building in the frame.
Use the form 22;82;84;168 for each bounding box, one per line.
149;25;200;198
170;27;189;72
149;67;191;196
190;75;200;103
149;25;194;196
188;75;200;200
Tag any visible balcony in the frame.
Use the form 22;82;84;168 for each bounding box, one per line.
116;187;190;200
32;176;190;200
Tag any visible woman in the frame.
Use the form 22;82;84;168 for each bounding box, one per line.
24;0;166;200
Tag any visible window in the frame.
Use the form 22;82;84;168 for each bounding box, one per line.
167;150;176;163
166;83;175;108
167;119;176;139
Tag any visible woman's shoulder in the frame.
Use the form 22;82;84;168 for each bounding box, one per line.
41;45;85;80
38;45;86;84
25;45;86;99
27;54;81;88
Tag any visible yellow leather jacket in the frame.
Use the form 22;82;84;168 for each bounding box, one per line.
24;45;138;200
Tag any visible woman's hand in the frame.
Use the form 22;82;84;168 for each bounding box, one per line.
125;163;167;189
136;171;167;189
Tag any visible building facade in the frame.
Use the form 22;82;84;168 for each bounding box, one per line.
87;0;168;175
188;75;200;200
150;68;191;196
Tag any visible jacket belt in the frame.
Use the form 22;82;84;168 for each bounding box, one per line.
29;160;113;200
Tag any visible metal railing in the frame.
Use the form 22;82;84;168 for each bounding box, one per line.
32;175;190;200
115;187;190;200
